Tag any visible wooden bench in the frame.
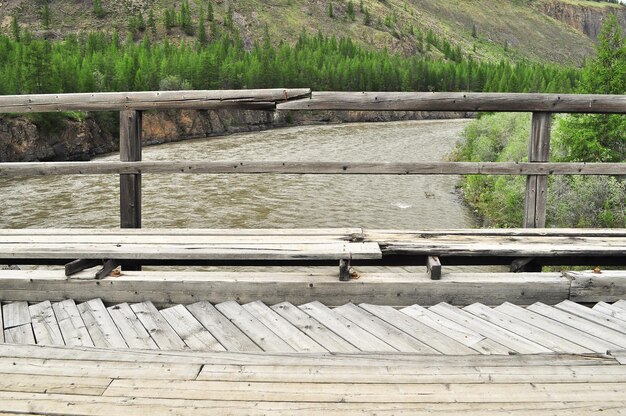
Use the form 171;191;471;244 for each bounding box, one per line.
0;228;382;281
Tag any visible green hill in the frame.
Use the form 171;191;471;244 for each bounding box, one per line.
3;0;625;66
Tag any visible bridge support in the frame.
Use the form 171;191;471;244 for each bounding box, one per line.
120;110;143;271
524;112;552;228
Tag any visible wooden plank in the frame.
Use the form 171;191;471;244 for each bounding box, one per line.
0;306;3;343
215;301;294;352
0;228;363;236
524;112;551;228
400;304;510;355
105;378;626;402
2;302;30;329
429;303;552;354
52;299;94;347
333;304;438;353
242;301;325;352
568;271;626;303
0;88;311;113
495;302;619;353
131;301;187;350
270;302;359;353
0;269;571;308
77;299;127;348
464;303;592;354
360;304;478;355
299;301;396;352
0;357;201;380
614;300;626;310
556;300;626;333
278;91;626;114
0;373;110;396
426;256;441;280
2;392;626;416
4;324;35;344
120;110;142;231
196;363;626;383
3;161;625;177
527;302;626;348
594;302;626;322
160;304;225;351
0;242;382;261
107;303;159;350
29;301;64;346
0;343;616;367
367;229;626;237
186;301;261;352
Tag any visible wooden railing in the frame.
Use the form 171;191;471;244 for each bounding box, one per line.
0;90;625;231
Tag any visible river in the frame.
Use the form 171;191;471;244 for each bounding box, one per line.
1;119;475;230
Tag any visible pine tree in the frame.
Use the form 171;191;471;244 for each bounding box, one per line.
93;0;105;18
328;2;334;18
41;3;50;30
556;14;626;162
207;1;214;22
11;15;20;41
347;0;355;21
147;10;157;36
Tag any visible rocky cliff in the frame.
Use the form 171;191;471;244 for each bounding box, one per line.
538;0;626;39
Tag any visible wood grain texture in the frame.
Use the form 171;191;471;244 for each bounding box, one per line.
278;91;626;113
29;301;64;346
2;160;625;177
0;89;311;113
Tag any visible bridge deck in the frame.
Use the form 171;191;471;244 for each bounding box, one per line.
1;299;626;415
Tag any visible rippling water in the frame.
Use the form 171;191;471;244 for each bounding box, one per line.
1;119;475;230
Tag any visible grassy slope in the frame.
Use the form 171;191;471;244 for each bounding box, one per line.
2;0;621;65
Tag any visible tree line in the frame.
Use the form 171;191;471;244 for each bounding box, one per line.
0;27;579;96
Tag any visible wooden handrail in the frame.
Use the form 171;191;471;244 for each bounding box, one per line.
1;161;624;176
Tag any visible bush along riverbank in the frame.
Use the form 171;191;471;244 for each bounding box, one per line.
451;113;625;228
452;16;625;229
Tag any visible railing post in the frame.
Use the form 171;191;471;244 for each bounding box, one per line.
524;112;552;228
120;110;142;271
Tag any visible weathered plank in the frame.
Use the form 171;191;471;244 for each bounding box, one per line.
2;302;30;329
29;301;64;346
186;301;261;352
52;299;94;347
104;378;626;402
527;302;626;348
0;373;110;396
464;303;591;354
0;270;571;307
4;324;35;345
278;91;626;113
400;304;510;355
0;306;3;343
2;391;626;416
215;301;294;352
524;112;551;229
242;301;325;352
594;302;626;322
556;300;626;333
120;110;142;231
0;357;201;380
160;304;225;351
2;161;625;177
429;303;552;354
77;299;127;348
299;301;396;352
568;271;626;303
0;89;311;113
270;302;359;353
130;301;187;350
360;303;477;355
334;303;438;353
495;302;618;353
0;242;382;260
107;303;158;350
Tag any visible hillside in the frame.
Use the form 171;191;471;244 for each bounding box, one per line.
1;0;625;66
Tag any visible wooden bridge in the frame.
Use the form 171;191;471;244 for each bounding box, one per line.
0;89;625;414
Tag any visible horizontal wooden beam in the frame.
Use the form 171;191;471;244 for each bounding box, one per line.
0;89;311;113
1;161;624;177
278;92;626;114
0;270;570;307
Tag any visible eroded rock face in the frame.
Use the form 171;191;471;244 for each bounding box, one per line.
538;0;626;39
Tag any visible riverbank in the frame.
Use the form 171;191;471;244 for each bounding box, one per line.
0;109;472;163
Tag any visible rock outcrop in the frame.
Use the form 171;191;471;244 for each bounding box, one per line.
538;0;626;39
